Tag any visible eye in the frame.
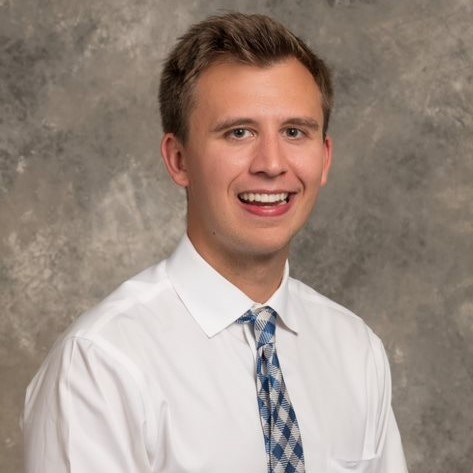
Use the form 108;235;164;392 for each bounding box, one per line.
226;128;253;140
284;127;305;139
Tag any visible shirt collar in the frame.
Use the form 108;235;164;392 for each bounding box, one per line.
166;235;298;337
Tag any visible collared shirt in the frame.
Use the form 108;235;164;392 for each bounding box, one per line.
23;235;408;472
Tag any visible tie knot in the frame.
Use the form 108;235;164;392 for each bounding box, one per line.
238;306;277;349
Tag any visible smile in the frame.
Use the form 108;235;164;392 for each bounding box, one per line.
238;192;289;206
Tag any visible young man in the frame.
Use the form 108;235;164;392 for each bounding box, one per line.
24;13;408;473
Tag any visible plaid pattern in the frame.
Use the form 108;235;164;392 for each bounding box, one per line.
239;306;305;473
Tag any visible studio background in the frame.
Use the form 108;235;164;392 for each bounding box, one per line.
1;0;472;472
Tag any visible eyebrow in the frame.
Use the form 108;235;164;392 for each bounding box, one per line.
211;117;320;133
211;118;258;133
282;118;320;131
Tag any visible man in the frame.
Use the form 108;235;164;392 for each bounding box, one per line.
24;13;408;473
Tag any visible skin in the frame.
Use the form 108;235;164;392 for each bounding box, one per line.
161;58;332;302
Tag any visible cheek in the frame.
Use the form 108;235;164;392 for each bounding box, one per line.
191;142;240;176
294;159;325;188
186;162;234;203
203;154;246;187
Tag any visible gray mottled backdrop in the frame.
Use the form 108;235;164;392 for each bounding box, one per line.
1;0;472;471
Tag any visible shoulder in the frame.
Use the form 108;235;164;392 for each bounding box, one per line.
60;258;173;344
26;259;173;401
289;276;366;326
288;277;390;394
288;276;384;354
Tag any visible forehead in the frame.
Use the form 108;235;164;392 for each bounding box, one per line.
190;58;323;122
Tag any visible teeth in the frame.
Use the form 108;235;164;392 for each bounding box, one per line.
239;192;289;204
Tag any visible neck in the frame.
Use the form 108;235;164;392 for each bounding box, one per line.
189;236;288;303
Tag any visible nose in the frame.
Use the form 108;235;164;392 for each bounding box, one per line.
249;133;288;177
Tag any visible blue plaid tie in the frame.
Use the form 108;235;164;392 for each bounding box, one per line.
239;306;305;473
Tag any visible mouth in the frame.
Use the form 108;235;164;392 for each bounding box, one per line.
238;192;290;206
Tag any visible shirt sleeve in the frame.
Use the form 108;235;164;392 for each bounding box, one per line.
368;329;409;473
23;336;154;473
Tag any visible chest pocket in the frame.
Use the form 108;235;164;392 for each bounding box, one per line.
328;457;377;472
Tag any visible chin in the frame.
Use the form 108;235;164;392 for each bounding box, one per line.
232;235;292;259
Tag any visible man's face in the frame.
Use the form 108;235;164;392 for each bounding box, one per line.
162;58;332;266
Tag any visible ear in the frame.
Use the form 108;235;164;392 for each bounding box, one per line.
320;135;333;187
161;133;190;188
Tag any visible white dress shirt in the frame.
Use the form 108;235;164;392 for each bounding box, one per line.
24;235;408;472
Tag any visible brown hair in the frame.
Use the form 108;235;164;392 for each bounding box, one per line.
159;12;333;142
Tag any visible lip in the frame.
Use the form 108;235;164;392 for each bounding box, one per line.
237;190;295;217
